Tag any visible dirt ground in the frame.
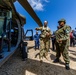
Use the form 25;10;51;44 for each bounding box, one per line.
0;41;76;75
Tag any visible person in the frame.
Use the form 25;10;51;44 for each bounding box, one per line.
34;31;40;50
51;31;56;50
20;27;28;61
70;30;75;47
54;26;61;52
73;28;76;46
35;21;51;62
53;19;71;70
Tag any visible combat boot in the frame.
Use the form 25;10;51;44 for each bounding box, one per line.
65;63;70;70
53;58;59;63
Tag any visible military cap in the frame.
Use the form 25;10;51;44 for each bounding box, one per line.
58;19;66;23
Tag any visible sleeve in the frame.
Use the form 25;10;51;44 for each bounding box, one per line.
47;28;52;38
65;26;71;34
36;27;42;31
49;29;52;37
62;26;71;41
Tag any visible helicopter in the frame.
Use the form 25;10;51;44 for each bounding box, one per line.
0;0;42;66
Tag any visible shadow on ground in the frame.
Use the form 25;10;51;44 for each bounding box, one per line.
23;58;76;75
69;49;76;62
0;49;76;75
69;50;76;53
1;58;76;75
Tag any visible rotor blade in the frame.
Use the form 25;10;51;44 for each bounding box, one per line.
17;0;43;27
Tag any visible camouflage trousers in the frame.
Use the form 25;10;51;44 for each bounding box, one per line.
56;41;70;64
39;38;49;59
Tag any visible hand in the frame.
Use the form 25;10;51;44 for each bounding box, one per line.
35;28;38;30
58;39;62;43
46;32;50;36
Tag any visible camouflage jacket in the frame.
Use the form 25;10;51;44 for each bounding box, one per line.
36;26;51;39
55;25;71;43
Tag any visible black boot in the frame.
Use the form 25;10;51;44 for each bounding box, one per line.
65;63;70;70
53;58;59;63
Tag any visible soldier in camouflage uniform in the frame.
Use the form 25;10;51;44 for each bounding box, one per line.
35;21;51;61
53;19;71;70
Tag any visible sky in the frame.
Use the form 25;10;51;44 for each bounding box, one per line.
14;0;76;35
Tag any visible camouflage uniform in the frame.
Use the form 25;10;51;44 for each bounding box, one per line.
55;24;71;64
36;26;51;59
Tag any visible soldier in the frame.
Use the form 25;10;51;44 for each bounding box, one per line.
53;19;71;70
35;21;51;62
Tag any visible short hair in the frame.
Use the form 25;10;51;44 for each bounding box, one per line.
44;21;48;23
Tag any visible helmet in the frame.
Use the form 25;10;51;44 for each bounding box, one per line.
58;19;66;24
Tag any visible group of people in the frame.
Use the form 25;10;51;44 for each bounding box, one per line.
34;19;71;70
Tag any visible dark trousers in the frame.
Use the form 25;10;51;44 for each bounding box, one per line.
70;38;75;46
52;40;55;50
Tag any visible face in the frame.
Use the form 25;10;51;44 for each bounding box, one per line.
44;21;48;27
59;21;65;27
72;30;74;33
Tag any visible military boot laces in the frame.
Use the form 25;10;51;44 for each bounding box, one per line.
53;58;59;63
65;63;70;70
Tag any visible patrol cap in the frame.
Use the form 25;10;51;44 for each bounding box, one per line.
58;19;66;24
